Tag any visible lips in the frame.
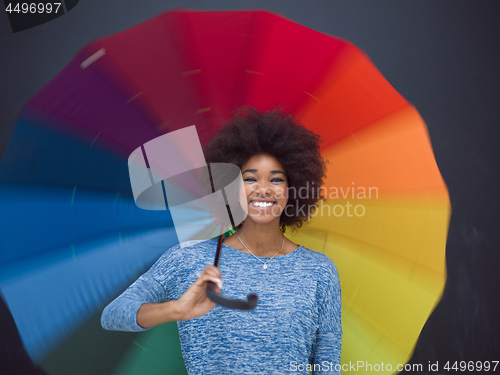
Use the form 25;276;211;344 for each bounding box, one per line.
250;200;276;208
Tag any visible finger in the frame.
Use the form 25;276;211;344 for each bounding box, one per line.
206;281;221;294
203;265;220;273
201;266;222;279
196;267;221;279
196;274;223;290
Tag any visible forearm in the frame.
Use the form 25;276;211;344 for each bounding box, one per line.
101;259;221;331
101;273;168;332
136;300;181;328
137;268;222;327
312;330;342;374
313;263;342;374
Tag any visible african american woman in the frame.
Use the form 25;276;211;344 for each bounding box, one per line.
101;107;342;374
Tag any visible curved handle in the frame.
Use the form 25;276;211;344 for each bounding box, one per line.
206;281;258;310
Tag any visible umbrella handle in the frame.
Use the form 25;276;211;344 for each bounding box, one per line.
206;282;258;310
205;231;258;310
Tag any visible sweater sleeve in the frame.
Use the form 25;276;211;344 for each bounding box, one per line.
311;263;342;375
100;247;177;332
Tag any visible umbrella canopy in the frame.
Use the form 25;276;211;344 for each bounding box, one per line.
0;9;449;374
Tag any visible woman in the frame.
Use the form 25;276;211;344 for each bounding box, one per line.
101;107;342;374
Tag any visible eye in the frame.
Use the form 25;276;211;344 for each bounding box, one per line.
271;177;285;183
244;177;257;183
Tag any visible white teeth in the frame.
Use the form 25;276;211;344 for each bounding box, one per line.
251;201;274;208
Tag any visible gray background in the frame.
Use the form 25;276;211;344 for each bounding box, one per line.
1;0;499;372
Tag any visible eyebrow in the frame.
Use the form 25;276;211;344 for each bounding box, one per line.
242;169;285;175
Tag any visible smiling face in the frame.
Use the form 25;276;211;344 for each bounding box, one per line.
241;153;288;226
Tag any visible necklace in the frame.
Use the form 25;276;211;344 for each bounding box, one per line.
236;232;285;269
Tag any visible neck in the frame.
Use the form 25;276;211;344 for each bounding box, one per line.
236;220;284;257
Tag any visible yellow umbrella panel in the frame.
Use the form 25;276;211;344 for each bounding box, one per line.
292;102;450;372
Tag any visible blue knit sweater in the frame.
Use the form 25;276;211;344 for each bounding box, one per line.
101;239;342;374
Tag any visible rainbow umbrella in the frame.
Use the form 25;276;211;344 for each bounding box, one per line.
0;9;449;374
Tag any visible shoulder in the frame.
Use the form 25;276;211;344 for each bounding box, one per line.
296;246;338;271
148;239;218;274
295;246;340;283
166;239;218;255
160;239;218;257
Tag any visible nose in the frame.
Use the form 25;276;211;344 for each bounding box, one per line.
254;180;273;196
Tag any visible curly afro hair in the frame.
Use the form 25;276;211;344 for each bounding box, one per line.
203;107;327;232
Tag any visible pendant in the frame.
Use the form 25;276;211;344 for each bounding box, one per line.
263;264;268;269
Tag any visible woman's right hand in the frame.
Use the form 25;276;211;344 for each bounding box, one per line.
136;265;222;328
174;265;223;321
